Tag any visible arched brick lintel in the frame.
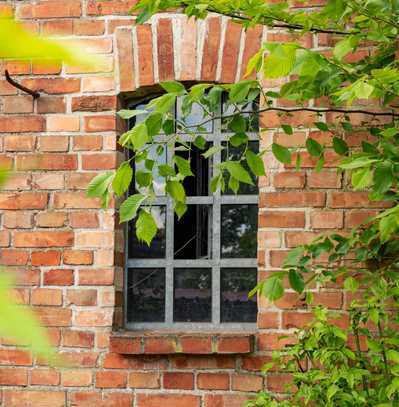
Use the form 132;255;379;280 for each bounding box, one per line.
115;15;264;93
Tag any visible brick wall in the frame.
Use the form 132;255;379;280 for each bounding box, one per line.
0;2;386;406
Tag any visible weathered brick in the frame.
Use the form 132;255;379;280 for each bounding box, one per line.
53;192;101;209
30;368;60;386
34;306;72;327
63;329;95;348
36;212;67;228
129;371;160;388
31;288;63;306
116;27;135;91
72;96;117;112
78;268;114;285
232;374;263;392
37;97;66;113
164;372;194;390
0;249;29;266
197;373;229;390
137;394;200;407
3;96;33;113
259;211;305;228
64;250;93;265
14;231;73;248
136;24;154;86
0;193;47;210
3;212;33;228
66;289;97;306
21;78;80;94
3;390;65;407
62;369;92;387
16;154;77;171
95;370;127;388
0;116;44;132
260;192;326;207
38;136;69;152
157;19;174;81
43;269;74;285
201;17;221;81
0;367;28;385
31;250;61;266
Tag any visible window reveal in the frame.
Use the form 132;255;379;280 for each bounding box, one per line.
125;96;259;329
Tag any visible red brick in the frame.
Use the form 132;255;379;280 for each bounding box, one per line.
0;192;47;211
82;153;117;170
0;349;32;366
129;371;160;388
75;309;113;327
37;97;66;113
78;268;114;285
82;76;114;93
259;211;305;228
72;96;117;112
3;60;31;75
63;329;95;348
197;373;229;390
60;351;99;367
36;212;67;228
66;289;97;306
32;60;62;75
136;24;154;86
64;250;93;265
3;212;33;229
274;172;305;188
311;210;343;229
232;374;263;392
144;337;176;354
267;373;294;393
0;155;13;169
87;0;138;15
70;391;133;407
221;20;241;83
157;19;174;81
76;231;113;247
31;288;62;306
38;136;69;152
164;372;194;389
0;116;44;133
16;154;77;171
0;367;28;385
42;20;73;35
3;390;65;407
345;210;378;228
54;192;101;209
74;20;105;35
216;335;253;353
66;173;96;190
43;269;74;286
34;306;72;327
257;333;297;351
331;192;390;208
241;25;263;79
109;336;141;354
62;369;92;387
70;212;99;229
30;368;60;386
18;0;81;18
257;312;280;329
180;18;197;81
0;249;29;266
84;115;116;132
0;79;17;95
47;115;80;132
21;78;80;94
307;171;342;188
260;192;326;207
116;27;135;91
180;336;212;354
204;394;251;407
241;355;273;372
282;311;314;329
73;136;102;151
31;250;61;266
137;394;200;407
14;231;73;248
95;370;127;388
3;96;33;114
201;17;221;81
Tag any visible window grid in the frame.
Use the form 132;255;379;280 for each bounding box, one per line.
125;97;259;330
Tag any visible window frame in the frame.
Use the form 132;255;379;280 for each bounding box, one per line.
124;95;259;331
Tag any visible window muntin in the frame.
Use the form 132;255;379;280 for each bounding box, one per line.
125;95;259;330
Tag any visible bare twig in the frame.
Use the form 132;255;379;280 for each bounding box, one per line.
5;70;40;99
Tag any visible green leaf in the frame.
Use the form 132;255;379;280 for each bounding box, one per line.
353;81;374;99
333;36;358;60
119;193;146;222
262;277;284;301
117;109;147;119
284;246;305;267
387;349;399;364
166;180;186;202
174;155;193;177
229;80;255;103
245;49;263;77
272;143;291;164
332;137;349;155
288;271;305;293
194;136;207;150
87;172;113;197
189;83;212;101
160;80;186;95
246;150;266;176
136;209;157;246
281;124;293;135
158;164;176;177
148;93;176;114
175;202;187;219
344;277;359;292
263;43;297;78
379;215;398;243
314;122;329;132
203;145;224;159
112;162;133;196
306;138;323;157
352;167;373;190
229;115;246;133
224;161;254;185
373;162;393;194
128;123;149;150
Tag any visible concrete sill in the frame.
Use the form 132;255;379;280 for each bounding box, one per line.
110;332;255;355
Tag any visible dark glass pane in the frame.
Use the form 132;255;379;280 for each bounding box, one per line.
134;144;167;196
221;204;258;258
177;98;213;133
174;268;212;322
129;206;166;259
175;144;210;196
174;205;211;259
222;97;259;132
127;268;165;322
221;268;257;322
222;141;259;195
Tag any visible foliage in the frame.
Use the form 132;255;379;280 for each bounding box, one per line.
88;0;399;405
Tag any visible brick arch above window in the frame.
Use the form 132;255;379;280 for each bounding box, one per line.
115;16;264;92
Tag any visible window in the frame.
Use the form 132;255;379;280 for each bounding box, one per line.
125;95;259;329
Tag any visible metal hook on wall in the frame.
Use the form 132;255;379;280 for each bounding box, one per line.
5;70;41;99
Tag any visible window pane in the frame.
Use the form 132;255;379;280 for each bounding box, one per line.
175;144;210;196
174;268;212;322
221;268;257;322
221;204;258;258
177;99;213;133
129;206;166;259
127;268;165;322
174;205;211;259
222;141;259;195
134;144;167;196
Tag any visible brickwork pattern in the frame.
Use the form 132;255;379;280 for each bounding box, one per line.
0;1;386;405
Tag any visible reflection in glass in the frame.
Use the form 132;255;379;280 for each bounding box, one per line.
174;205;211;259
129;206;166;259
175;144;210;196
174;268;212;322
221;268;257;322
222;141;259;195
221;204;258;258
127;268;165;322
134;144;167;196
177;99;213;133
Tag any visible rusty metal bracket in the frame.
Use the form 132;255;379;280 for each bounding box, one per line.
5;70;40;99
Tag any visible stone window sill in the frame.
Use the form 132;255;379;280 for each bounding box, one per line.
110;332;255;355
